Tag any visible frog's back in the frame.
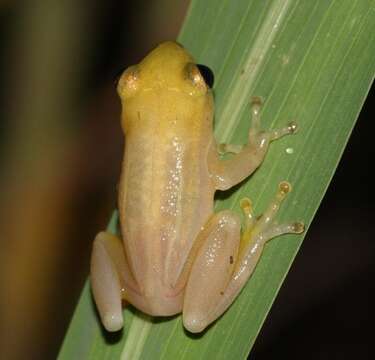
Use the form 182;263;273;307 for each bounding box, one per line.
118;117;214;313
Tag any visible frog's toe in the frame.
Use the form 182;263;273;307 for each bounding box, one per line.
183;314;206;333
242;181;305;244
103;312;123;332
91;231;124;332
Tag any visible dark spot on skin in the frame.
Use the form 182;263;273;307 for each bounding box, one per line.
220;291;224;295
241;69;245;75
137;111;141;121
229;256;233;264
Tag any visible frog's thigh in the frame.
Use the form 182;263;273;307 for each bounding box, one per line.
91;231;130;332
182;210;241;333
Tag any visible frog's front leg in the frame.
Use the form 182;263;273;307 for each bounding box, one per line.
182;182;304;333
209;97;297;190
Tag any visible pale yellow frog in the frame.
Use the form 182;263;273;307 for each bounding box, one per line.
91;41;304;333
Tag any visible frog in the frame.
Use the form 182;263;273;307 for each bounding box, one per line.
90;41;304;333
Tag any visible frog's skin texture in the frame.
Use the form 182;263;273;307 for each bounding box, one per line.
90;41;304;333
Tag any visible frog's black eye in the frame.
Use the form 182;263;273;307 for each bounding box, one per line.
197;64;214;88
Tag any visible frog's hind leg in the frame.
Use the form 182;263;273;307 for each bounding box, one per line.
91;231;139;332
182;182;304;333
182;211;242;333
211;97;298;191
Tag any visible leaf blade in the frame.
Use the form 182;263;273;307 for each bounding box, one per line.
59;0;375;359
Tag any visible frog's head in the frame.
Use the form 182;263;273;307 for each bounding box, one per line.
117;42;214;133
117;41;214;99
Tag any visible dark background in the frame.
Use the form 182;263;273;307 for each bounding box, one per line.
0;1;373;359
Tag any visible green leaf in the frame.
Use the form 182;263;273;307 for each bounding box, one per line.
59;0;375;359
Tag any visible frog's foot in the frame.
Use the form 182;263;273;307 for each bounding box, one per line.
91;232;124;331
91;231;140;332
237;181;304;260
211;97;297;190
248;96;298;145
182;182;304;333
